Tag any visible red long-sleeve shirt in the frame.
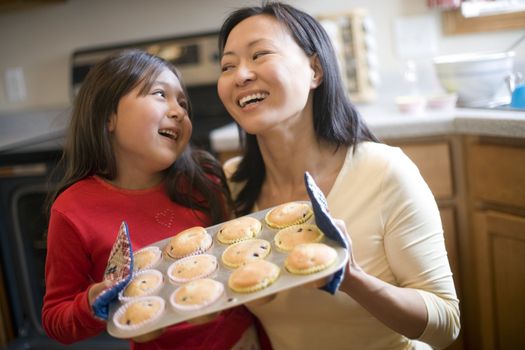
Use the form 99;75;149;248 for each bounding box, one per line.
42;176;254;349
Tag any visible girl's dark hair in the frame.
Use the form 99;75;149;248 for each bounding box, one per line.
218;1;378;215
47;49;231;224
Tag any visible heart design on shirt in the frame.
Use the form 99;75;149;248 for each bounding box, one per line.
155;208;175;228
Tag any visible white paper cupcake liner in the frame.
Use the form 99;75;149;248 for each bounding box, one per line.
118;269;164;303
166;254;218;284
133;246;162;271
113;296;165;331
164;233;213;259
169;278;224;312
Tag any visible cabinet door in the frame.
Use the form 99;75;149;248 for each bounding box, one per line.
474;211;525;350
440;208;465;350
468;141;525;209
440;208;461;296
400;142;453;200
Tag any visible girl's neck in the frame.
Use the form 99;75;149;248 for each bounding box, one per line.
105;170;165;190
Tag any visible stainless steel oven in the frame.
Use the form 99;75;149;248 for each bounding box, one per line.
0;147;127;349
71;31;231;152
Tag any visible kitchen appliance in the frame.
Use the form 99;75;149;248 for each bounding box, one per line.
0;31;230;349
0;148;127;350
71;31;230;152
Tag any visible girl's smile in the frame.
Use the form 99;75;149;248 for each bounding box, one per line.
108;68;192;189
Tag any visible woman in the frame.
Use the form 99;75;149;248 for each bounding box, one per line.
217;2;460;349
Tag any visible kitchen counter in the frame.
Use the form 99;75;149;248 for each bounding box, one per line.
210;105;525;152
0;108;69;154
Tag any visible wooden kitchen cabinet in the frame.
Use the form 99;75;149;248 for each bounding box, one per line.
463;136;525;350
471;211;525;350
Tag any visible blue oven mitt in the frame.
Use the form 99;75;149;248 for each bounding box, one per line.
304;172;349;294
92;221;134;320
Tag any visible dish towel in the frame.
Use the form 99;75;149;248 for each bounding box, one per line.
304;171;349;294
92;221;134;320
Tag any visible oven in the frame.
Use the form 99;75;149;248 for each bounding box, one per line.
71;31;231;152
0;31;230;349
0;147;128;349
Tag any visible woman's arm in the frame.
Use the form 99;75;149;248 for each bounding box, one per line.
340;251;428;338
339;148;460;348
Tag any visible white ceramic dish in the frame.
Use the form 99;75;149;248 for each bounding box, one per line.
433;51;514;107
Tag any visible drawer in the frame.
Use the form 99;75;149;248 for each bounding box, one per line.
468;142;525;209
398;142;454;199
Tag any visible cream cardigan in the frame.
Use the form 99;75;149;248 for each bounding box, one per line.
224;142;460;350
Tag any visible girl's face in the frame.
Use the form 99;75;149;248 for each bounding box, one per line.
108;68;192;187
217;15;321;135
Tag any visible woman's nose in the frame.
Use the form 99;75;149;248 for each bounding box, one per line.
234;64;256;86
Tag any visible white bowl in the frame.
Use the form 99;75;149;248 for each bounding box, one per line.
433;51;514;107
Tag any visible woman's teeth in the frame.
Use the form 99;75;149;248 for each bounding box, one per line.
159;129;178;140
238;92;268;107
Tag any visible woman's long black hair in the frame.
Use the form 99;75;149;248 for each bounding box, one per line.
47;49;232;224
219;1;378;215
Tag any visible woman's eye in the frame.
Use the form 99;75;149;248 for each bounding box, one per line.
221;64;234;72
253;51;269;60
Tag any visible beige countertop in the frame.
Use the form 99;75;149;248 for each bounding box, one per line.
210;105;525;153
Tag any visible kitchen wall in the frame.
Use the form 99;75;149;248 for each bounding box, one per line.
0;0;524;113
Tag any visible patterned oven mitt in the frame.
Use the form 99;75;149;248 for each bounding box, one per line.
92;221;134;320
304;172;349;294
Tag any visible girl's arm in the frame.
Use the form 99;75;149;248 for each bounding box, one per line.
42;210;106;344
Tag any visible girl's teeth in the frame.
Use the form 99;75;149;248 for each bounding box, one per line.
159;129;178;139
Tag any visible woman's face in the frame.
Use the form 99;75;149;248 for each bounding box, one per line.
218;14;320;135
108;68;192;184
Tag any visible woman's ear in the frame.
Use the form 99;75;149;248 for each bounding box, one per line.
107;114;117;132
310;54;324;88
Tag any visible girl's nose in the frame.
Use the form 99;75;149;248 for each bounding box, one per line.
167;103;185;121
234;64;256;86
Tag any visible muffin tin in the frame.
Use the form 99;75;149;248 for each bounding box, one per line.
107;201;349;339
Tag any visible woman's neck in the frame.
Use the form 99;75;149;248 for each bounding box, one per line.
256;132;347;209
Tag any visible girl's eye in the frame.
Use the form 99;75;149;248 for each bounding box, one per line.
178;100;188;111
153;90;166;98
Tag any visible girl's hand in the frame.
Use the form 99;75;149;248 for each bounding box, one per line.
87;280;112;306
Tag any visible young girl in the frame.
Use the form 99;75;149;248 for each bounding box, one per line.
218;2;460;350
42;50;257;349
